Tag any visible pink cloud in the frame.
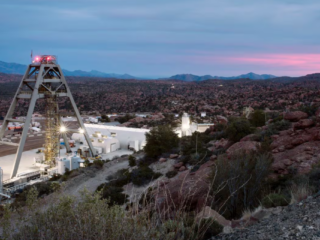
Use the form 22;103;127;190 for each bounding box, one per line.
184;53;320;75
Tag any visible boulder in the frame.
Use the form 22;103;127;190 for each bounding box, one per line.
154;161;214;214
226;141;260;155
240;134;259;142
294;119;314;130
170;154;179;159
159;158;167;163
179;166;187;172
173;162;184;168
284;111;308;122
213;138;231;149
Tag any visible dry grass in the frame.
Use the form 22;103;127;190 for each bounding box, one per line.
290;183;313;204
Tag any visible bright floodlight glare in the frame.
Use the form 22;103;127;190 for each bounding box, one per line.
60;126;67;133
79;128;84;134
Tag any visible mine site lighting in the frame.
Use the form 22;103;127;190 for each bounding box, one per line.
60;126;67;133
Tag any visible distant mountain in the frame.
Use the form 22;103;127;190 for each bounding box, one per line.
0;61;137;79
168;72;277;81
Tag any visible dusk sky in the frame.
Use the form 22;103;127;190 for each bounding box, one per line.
1;0;320;78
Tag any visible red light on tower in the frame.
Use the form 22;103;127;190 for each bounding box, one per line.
35;57;39;61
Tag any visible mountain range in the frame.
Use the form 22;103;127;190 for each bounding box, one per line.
0;60;277;81
167;73;277;81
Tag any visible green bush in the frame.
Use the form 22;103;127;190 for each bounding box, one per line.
250;110;266;127
99;185;128;206
197;218;223;239
131;166;162;186
144;125;179;157
210;152;273;219
93;159;104;168
106;169;130;188
49;174;62;181
262;193;289;208
226;118;254;142
166;170;178;178
128;155;136;167
10;182;59;209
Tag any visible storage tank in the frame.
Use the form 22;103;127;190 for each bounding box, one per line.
57;158;70;175
70;155;81;170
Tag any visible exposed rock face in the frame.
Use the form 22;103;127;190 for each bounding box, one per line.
270;127;320;174
208;138;231;150
240;134;260;142
154;161;214;213
170;154;179;159
283;111;308;122
293;119;315;130
226;141;260;155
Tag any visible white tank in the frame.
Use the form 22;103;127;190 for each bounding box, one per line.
57;158;70;175
70;155;81;170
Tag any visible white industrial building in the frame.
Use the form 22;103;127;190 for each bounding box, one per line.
176;112;214;137
72;124;150;153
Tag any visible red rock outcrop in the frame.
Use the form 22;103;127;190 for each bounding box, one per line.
226;141;260;155
271;127;320;175
293;119;314;130
283;111;308;122
154;161;214;213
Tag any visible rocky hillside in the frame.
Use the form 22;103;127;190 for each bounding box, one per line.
215;193;320;240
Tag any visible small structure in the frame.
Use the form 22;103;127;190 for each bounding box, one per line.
201;112;207;117
57;154;83;175
72;131;120;154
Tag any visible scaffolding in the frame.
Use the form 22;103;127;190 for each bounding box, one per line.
43;94;59;166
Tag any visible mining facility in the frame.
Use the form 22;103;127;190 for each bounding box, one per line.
0;55;96;199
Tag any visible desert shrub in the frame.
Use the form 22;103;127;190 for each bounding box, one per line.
10;182;59;209
144;125;179;157
138;156;157;167
106;169;131;188
93;159;104;168
226;118;254;142
181;133;206;156
299;104;317;117
3;187;222;240
166;170;178;178
131;166;162;186
262;193;289;208
128;155;136;167
60;175;68;182
49;173;62;181
115;113;135;124
99;185;128;206
196;218;223;239
210;152;273;219
84;159;91;167
250;110;266;127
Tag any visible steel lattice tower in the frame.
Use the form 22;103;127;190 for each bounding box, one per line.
0;55;96;178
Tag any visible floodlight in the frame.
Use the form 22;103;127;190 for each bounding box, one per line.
60;126;67;133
